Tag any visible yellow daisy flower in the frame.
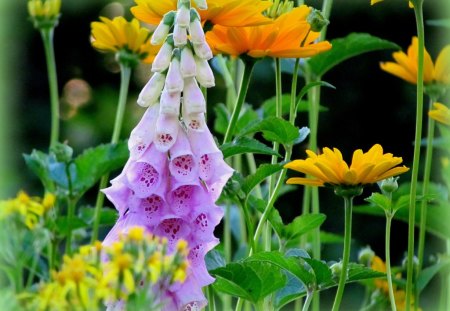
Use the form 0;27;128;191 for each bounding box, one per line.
131;0;272;27
284;144;409;187
380;37;450;85
205;5;332;58
91;16;160;65
28;0;61;20
429;102;450;126
370;0;413;8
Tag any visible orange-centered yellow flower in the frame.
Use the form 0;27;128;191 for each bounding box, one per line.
205;5;332;58
91;16;160;64
131;0;272;27
284;144;409;187
429;102;450;126
380;37;450;85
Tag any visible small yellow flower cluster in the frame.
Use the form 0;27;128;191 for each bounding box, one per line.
371;255;421;311
27;0;61;29
29;226;189;310
0;191;55;229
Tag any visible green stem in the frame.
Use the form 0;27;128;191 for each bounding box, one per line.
417;99;436;273
222;60;255;144
65;197;77;255
406;2;425;309
26;252;40;288
302;291;313;311
40;28;60;149
331;195;353;311
91;64;132;243
235;297;244;311
207;285;216;311
385;213;397;311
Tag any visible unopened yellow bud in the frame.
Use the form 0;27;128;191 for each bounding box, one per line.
28;0;61;30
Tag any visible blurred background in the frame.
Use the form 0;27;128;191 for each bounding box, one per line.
0;0;449;309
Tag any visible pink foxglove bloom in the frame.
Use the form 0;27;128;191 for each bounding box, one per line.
102;1;232;310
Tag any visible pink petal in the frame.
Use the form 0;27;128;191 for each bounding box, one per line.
155;114;179;152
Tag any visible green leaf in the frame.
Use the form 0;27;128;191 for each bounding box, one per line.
260;95;327;119
303;257;333;286
417;259;450;293
245;251;315;286
219;136;281;159
296;81;335;104
275;273;306;309
365;192;391;212
308;33;400;77
213;103;230;135
426;19;450;28
283;214;327;241
242;164;284;196
23;150;57;192
72;142;129;197
235;104;260;135
205;249;227;271
210;260;286;303
78;206;118;226
239;117;300;146
347;263;386;282
51;216;89;236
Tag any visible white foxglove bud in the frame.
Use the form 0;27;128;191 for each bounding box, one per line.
183;77;206;115
193;41;212;60
173;24;187;47
155;114;179;152
152;36;174;72
165;52;184;93
193;0;207;10
180;46;196;78
195;56;215;87
183;108;206;132
160;88;181;116
151;11;176;45
189;10;205;44
137;72;166;107
176;1;191;28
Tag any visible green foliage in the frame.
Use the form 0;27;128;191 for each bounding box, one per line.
308;33;401;78
238;116;300;146
24;142;128;199
241;163;284;196
219;136;281;159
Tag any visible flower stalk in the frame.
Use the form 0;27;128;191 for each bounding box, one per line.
91;64;132;243
406;1;425;308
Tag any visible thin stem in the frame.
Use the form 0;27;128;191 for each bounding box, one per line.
65;197;77;255
222;60;255;144
406;2;425;309
385;213;397;311
302;291;313;311
235;297;244;311
331;195;353;311
91;65;132;243
26;252;40;288
417;98;436;273
207;285;216;311
40;28;60;149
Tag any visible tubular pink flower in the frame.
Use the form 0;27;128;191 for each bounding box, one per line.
180;46;197;78
193;41;213;60
155;114;179;152
189;13;205;44
128;105;158;160
195;56;215;87
137;72;165;107
173;24;188;47
152;39;174;72
165;56;184;93
183;77;206;115
160;88;181;116
169;129;198;182
176;2;191;27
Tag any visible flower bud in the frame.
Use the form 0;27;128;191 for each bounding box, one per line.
152;36;174;72
378;177;399;194
137;72;165;107
183;77;206;115
193;41;213;60
180;46;197;78
182;101;206;131
357;246;375;267
307;8;329;33
193;0;208;10
28;0;61;29
165;53;184;93
189;10;205;44
330;261;342;280
176;1;191;28
151;11;176;45
160;88;181;116
195;56;215;88
173;24;188;47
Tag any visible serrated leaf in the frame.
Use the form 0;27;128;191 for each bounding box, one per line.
303;257;333;286
72;142;129;197
23;150;57;191
283;214;326;241
239;117;300;146
242;164;284;195
296;81;335;104
220;136;281;159
245;251;315;287
347;263;386;282
308;33;400;77
235;104;260;134
210;260;286;303
365;192;391;212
